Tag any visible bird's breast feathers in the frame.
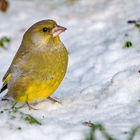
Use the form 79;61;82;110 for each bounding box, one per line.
11;43;68;81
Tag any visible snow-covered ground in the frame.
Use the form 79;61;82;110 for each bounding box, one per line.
1;0;140;139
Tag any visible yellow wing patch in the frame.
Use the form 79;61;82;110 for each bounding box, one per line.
0;73;11;93
2;73;11;86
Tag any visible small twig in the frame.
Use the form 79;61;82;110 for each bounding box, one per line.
82;121;95;127
83;122;115;140
11;102;18;109
128;20;137;24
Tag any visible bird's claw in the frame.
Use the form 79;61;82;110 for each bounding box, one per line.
26;102;38;110
47;96;62;104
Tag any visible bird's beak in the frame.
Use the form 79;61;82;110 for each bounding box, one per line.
52;25;67;37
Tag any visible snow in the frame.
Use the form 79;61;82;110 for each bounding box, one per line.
0;0;140;139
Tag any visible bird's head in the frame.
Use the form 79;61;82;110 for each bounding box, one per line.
23;19;66;47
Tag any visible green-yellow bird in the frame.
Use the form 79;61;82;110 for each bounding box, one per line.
0;19;68;109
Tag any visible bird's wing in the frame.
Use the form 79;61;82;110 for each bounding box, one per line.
0;44;29;93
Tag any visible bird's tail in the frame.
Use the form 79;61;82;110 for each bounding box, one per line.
0;84;7;93
0;73;10;94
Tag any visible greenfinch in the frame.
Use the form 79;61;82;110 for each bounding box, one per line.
0;19;68;109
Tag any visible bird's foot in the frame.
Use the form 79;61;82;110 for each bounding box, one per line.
26;102;38;110
47;96;61;104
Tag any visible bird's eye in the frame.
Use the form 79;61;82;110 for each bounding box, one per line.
43;27;50;32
